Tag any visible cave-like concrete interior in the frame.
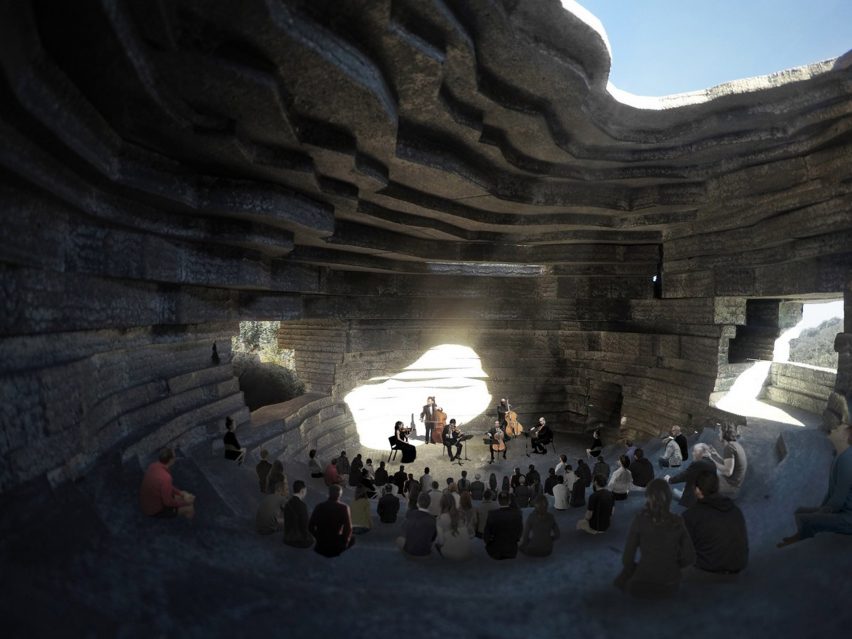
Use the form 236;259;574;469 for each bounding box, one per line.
1;0;851;636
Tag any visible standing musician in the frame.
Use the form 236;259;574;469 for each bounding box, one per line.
497;398;509;429
392;420;417;463
531;417;553;455
443;419;463;462
420;396;437;444
489;419;507;463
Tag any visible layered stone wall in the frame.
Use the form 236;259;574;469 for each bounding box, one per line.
765;362;836;415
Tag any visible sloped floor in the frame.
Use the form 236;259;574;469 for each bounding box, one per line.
1;401;850;638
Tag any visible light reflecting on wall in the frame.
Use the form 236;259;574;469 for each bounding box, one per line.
344;344;492;450
714;361;804;425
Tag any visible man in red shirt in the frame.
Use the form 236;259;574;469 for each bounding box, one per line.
139;448;196;519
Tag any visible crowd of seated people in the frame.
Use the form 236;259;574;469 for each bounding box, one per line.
141;412;852;599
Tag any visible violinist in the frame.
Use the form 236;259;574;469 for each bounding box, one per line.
392;420;417;463
531;417;553;455
489;419;507;463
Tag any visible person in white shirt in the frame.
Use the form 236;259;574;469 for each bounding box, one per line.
428;481;444;517
552;475;570;510
555;454;568;476
419;467;433;492
607;454;633;500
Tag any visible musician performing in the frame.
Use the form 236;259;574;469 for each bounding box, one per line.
391;420;417;463
420;396;437;444
488;419;507;463
432;406;447;444
531;417;553;455
442;419;464;462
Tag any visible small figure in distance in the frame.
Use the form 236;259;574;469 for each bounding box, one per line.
265;460;287;495
778;419;852;548
484;491;524;560
139;447;195;520
256;449;272;492
614;478;695;598
308;449;323;478
283;480;314;548
630;448;654;489
586;427;603;460
683;470;748;577
397;491;437;557
324;457;344;487
309;484;354;558
520;494;560;557
222;417;246;465
577;474;614;535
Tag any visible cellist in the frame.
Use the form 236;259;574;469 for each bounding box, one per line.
489;419;507;463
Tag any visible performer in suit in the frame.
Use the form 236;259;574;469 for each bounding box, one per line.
392;421;417;463
420;396;437;444
489;420;507;463
497;398;509;429
532;417;553;454
443;419;463;461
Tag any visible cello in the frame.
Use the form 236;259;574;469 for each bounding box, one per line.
431;407;447;444
504;399;524;440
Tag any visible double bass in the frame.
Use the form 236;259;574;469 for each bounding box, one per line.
504;399;524;439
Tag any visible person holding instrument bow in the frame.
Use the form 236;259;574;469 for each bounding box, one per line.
443;419;463;462
489;419;507;463
531;417;553;455
497;398;509;429
392;420;417;463
420;396;437;444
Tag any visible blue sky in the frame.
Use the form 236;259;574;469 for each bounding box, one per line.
576;0;852;95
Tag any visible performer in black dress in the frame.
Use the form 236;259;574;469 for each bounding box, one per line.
392;420;417;463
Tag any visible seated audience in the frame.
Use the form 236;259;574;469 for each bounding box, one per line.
470;473;486;500
419;467;432;492
586;428;603;459
570;464;587;508
348;454;364;487
283;480;313;548
659;435;683;469
607;455;633;501
459;491;475;533
484;491;524;560
336;451;351;484
624;439;637;461
552;475;569;511
555;454;568;476
778;420;852;547
488;473;498;492
392;465;407;494
576;459;592;488
266;460;287;495
630;448;654;488
324;458;343;487
543;468;559;495
672;425;689;462
428;481;444;517
520;494;560;557
709;423;747;497
666;443;717;508
614;479;695;598
377;484;401;524
397;492;437;556
457;470;471;493
577;474;614;535
405;473;421;510
363;458;375;480
436;494;474;560
526;465;541;493
139;448;195;519
351;486;372;534
501;475;511;495
475;490;499;538
510;467;523;490
222;417;246;464
514;475;532;508
309;484;354;558
256;481;288;534
593;457;611;483
308;449;323;478
374;460;389;487
683;471;748;574
359;468;377;499
256;449;272;492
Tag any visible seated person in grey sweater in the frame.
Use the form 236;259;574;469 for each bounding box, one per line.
256;482;288;534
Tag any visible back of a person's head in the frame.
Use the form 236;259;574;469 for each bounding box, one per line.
424;467;430;474
260;449;269;460
272;460;284;472
379;461;385;468
483;489;494;501
560;454;567;463
417;491;431;509
619;454;630;468
593;473;607;489
532;494;548;515
365;458;372;465
309;449;317;458
548;468;555;475
432;481;439;490
518;476;526;485
497;491;510;507
475;473;481;480
556;475;564;484
634;448;644;460
225;416;234;429
528;464;535;471
565;464;573;472
461;470;467;478
440;493;456;514
695;469;719;497
644;478;674;524
694;443;712;459
361;468;369;477
328;484;342;501
331;457;338;465
158;448;175;464
384;484;394;494
446;477;454;485
293;480;306;494
459;491;473;509
354;485;368;500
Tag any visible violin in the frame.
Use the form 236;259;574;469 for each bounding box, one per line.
505;399;524;439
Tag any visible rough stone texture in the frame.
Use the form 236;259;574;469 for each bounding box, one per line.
0;0;850;494
765;361;836;416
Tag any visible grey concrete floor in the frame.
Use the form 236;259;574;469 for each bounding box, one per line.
1;401;850;638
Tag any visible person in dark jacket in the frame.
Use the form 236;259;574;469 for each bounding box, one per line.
374;460;389;487
377;484;401;523
576;459;592;487
222;417;246;464
470;474;486;500
392;465;407;494
672;425;689;462
543;468;559;496
484;491;524;559
396;492;437;556
348;454;364;487
283;480;313;548
308;484;354;558
666;443;717;508
630;448;655;488
256;449;272;492
683;470;748;574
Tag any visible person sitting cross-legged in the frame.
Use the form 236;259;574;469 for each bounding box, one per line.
256;480;288;534
520;494;560;557
683;470;748;576
577;474;614;535
377;483;401;524
309;484;354;558
484;491;524;560
436;493;474;560
396;492;437;557
139;448;195;520
256;449;272;492
475;489;499;539
630;448;654;489
283;480;314;548
222;417;246;465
